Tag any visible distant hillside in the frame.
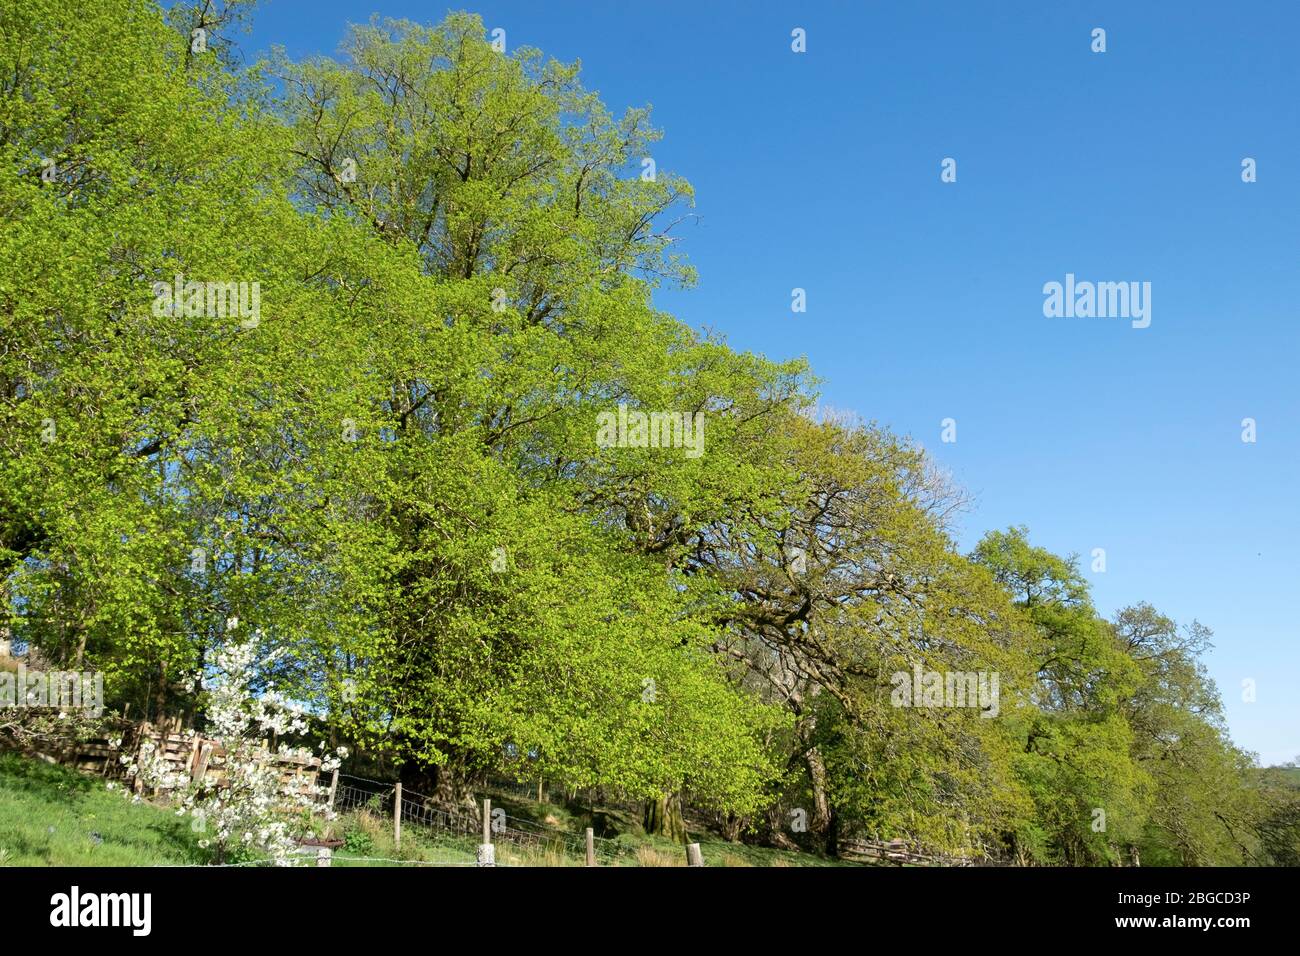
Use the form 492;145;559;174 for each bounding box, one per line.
1265;765;1300;788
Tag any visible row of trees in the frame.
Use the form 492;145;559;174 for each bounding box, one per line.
2;0;1295;864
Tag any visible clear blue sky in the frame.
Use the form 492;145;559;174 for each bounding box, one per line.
229;1;1299;766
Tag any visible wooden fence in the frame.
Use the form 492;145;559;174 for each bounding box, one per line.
840;838;979;866
126;721;324;796
11;713;322;798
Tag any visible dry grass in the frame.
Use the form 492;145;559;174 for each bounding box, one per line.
635;845;681;867
498;843;579;867
355;808;387;843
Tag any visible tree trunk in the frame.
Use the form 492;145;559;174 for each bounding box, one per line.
804;745;838;854
643;792;687;843
825;803;841;857
720;811;742;842
401;761;479;822
765;803;799;850
153;661;168;723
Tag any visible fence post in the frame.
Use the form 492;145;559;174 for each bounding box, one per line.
477;797;495;866
686;843;704;867
585;827;596;866
393;782;402;851
327;768;339;809
191;742;213;785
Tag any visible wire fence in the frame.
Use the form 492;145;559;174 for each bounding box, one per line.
481;776;563;805
326;774;979;868
331;856;485;867
329;773;639;866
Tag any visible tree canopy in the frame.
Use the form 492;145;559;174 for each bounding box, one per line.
1;0;1293;865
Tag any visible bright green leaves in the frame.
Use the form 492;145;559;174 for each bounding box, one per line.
2;1;1271;862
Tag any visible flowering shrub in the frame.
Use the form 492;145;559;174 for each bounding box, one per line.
119;734;192;797
122;640;346;865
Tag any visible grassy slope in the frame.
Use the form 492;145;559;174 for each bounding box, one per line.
0;752;205;866
326;810;849;867
326;810;848;867
325;788;851;867
0;751;848;867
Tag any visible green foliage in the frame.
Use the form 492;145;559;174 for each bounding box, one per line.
342;824;375;857
0;0;1284;866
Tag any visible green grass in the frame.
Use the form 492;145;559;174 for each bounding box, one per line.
326;807;852;867
697;838;856;867
475;788;853;866
323;787;852;867
0;750;853;867
0;751;206;866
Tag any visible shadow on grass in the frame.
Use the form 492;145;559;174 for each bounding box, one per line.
0;751;98;799
142;818;210;865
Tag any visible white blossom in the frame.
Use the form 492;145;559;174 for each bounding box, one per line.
115;639;347;865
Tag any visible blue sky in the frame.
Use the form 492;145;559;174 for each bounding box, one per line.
231;1;1298;765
